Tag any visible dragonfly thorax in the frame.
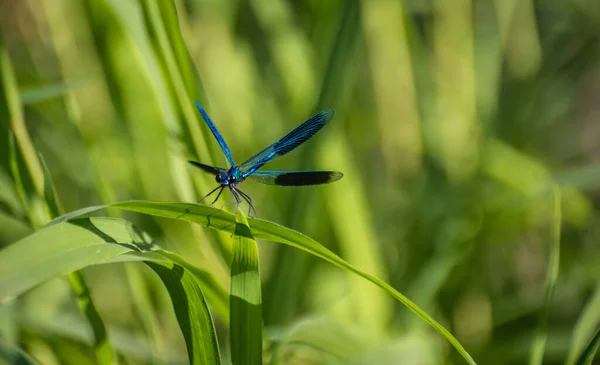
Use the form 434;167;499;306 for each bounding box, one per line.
216;167;243;186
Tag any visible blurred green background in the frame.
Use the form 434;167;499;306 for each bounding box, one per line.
2;0;600;364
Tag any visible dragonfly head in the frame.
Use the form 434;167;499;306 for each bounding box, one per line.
216;172;229;186
217;167;243;186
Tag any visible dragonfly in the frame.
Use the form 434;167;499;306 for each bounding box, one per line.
189;100;343;215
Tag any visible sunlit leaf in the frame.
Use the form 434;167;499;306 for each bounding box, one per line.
54;200;477;365
230;211;262;365
0;216;224;365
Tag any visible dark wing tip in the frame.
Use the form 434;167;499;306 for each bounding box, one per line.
328;171;343;182
320;109;334;121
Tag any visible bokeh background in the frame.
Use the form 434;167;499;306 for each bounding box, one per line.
1;0;600;364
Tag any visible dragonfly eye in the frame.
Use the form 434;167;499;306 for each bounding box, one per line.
216;172;228;185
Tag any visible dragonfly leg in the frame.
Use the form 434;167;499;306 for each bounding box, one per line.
199;185;223;205
209;186;225;206
236;188;257;217
220;186;242;213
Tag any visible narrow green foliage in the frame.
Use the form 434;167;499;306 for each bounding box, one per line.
530;187;562;365
19;79;88;105
0;340;42;365
8;132;28;216
55;200;477;365
67;271;113;365
0;217;227;316
0;217;153;300
575;327;600;365
39;153;62;220
154;249;229;323
230;211;263;365
146;262;222;365
40;151;114;365
566;285;600;365
0;216;223;365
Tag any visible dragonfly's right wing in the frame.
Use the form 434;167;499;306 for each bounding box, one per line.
188;161;225;175
195;101;235;166
247;170;343;186
240;110;334;177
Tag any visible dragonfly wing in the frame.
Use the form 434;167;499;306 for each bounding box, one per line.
188;161;225;175
195;101;235;166
240;110;334;176
247;170;343;186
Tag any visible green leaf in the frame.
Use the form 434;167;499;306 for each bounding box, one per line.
0;217;152;300
145;261;222;365
57;200;477;365
529;187;562;365
67;270;113;365
575;327;600;365
0;216;223;365
19;79;89;105
0;339;42;365
38;153;62;218
230;211;262;365
8;132;28;216
566;285;600;365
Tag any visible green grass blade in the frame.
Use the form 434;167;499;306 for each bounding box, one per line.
0;38;43;197
0;339;42;365
565;285;600;365
145;262;222;365
530;187;562;365
0;217;228;318
39;152;113;365
38;154;62;220
57;200;477;365
0;217;153;300
230;211;263;365
0;216;223;365
575;327;600;365
19;79;89;105
153;249;229;323
8;132;28;217
66;271;113;365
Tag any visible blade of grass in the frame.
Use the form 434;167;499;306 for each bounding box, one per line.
66;271;113;365
230;211;262;365
3;33;117;364
0;217;228;321
38;154;61;219
575;327;600;365
40;152;114;365
565;285;600;365
146;262;222;365
19;78;90;105
8;132;28;219
0;38;43;196
530;186;562;365
55;200;477;365
0;216;224;365
0;339;42;365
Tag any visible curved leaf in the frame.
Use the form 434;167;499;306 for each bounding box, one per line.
230;211;262;365
0;216;224;365
576;327;600;365
57;200;477;365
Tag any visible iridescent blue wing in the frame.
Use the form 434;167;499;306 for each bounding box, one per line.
188;161;226;175
247;170;343;186
195;101;235;166
240;110;334;177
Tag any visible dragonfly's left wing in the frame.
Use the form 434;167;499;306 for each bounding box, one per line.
188;161;225;175
240;110;334;177
195;101;235;166
247;170;343;186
